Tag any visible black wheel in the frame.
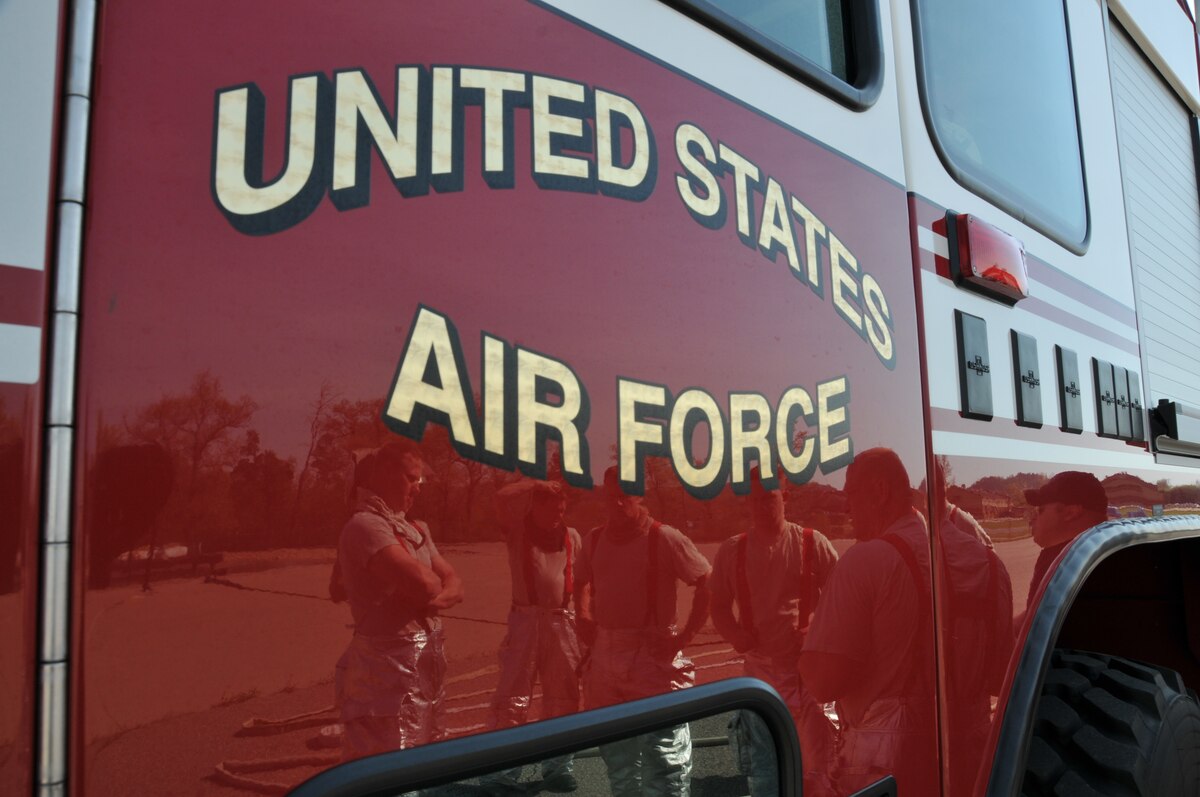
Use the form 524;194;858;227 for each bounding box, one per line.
1022;650;1200;797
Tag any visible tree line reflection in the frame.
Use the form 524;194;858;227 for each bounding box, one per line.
51;372;1200;796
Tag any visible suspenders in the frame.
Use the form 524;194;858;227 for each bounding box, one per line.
734;526;815;635
587;520;663;627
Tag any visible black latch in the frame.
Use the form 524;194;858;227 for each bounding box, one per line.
1093;359;1118;437
1057;346;1083;433
1114;366;1132;439
1129;370;1144;441
956;311;993;421
1012;330;1042;428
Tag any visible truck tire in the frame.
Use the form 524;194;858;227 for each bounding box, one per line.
1021;650;1200;797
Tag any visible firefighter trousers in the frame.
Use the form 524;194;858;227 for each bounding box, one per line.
582;627;695;797
483;605;581;786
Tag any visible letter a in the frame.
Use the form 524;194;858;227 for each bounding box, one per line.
384;306;479;448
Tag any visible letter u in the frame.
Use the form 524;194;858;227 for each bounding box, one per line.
211;74;331;235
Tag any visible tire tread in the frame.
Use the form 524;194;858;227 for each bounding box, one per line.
1021;650;1200;797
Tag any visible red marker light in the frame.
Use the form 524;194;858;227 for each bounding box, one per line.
946;212;1030;305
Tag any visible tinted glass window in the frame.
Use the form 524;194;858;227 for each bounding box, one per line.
914;0;1087;246
704;0;849;79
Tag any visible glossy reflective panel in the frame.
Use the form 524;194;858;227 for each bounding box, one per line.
928;456;1200;795
0;382;39;796
75;1;928;795
905;192;1200;796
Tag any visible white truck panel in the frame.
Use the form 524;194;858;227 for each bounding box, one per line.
0;0;60;271
1110;0;1200;113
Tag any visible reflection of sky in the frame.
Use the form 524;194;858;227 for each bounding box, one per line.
77;0;927;494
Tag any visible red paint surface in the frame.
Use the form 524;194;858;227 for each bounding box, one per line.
75;1;934;794
0;379;43;797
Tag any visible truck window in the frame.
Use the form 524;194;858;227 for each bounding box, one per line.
663;0;882;108
912;0;1088;250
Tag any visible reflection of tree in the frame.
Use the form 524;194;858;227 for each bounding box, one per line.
968;472;1047;517
290;383;338;537
231;431;296;548
126;371;257;557
1165;484;1200;505
291;395;390;546
412;425;509;542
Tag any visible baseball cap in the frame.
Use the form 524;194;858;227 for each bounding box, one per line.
1024;471;1107;514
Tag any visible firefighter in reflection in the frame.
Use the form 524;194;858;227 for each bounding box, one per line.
575;466;711;797
932;460;1014;795
333;441;464;760
482;479;583;793
933;457;995;549
798;448;937;795
1025;471;1109;609
711;467;839;797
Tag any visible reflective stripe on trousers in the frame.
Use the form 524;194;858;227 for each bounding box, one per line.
583;627;695;797
484;605;582;786
489;605;582;725
335;624;446;760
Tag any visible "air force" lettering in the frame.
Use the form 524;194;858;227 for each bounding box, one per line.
383;306;853;495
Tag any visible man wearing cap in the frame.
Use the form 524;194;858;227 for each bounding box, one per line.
483;479;583;793
575;466;712;797
798;448;938;795
1024;471;1109;608
710;467;839;797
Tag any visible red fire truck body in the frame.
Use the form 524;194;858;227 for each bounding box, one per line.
3;1;1200;795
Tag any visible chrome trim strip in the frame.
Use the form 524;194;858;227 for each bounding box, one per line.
47;313;77;427
986;515;1200;797
38;662;68;786
65;0;96;99
58;95;90;204
40;544;70;663
53;202;83;313
39;0;99;790
43;427;73;545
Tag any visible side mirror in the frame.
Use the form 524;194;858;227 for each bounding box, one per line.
289;678;800;797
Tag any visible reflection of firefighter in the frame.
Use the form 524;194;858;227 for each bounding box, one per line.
334;442;464;760
1025;471;1109;607
932;462;1013;796
483;480;582;793
799;448;938;796
711;468;838;797
575;467;711;797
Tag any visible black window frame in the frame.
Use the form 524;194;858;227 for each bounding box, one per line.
660;0;884;110
909;0;1091;254
288;677;802;797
